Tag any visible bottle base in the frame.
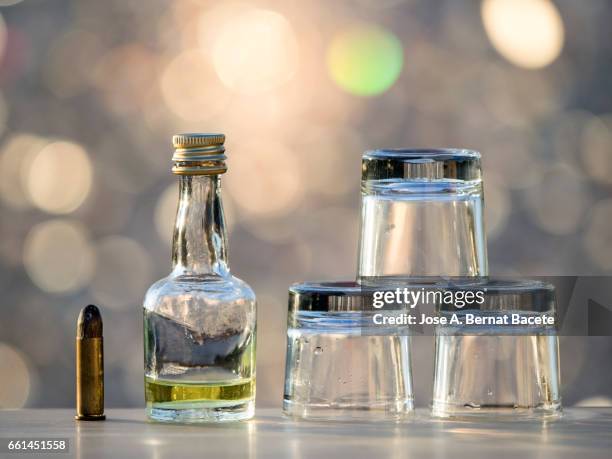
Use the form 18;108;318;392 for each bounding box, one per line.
431;401;562;420
282;398;414;422
146;399;255;423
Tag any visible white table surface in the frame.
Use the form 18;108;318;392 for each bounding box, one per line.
0;408;611;459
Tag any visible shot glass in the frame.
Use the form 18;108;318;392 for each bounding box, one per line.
432;279;562;419
358;149;487;280
282;282;414;421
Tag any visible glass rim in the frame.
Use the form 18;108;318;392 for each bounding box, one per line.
289;281;371;313
289;278;556;313
362;148;482;182
363;148;481;160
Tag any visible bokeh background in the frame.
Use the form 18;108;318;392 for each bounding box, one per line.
0;0;611;409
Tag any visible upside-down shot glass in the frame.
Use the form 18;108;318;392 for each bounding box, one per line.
282;282;414;421
358;149;488;280
432;280;562;419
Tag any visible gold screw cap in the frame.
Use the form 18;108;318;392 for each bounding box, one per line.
172;133;227;175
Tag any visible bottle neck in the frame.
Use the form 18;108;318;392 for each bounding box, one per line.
171;174;229;277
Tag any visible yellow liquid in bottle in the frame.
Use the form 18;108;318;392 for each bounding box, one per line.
145;377;255;406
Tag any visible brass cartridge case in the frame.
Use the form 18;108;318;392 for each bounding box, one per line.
75;305;105;421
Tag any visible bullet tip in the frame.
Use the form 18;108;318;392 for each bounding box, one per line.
77;304;103;339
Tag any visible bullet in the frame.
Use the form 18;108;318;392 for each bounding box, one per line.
75;304;105;421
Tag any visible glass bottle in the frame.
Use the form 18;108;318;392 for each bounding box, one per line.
143;134;256;423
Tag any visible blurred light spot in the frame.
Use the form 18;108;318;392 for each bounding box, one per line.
524;164;586;235
161;49;229;121
581;115;612;185
575;396;612;407
327;23;403;96
583;199;612;271
484;174;511;240
212;8;298;94
161;0;212;51
197;2;254;47
0;0;23;5
23;219;94;294
225;141;304;218
0;133;47;209
26;141;93;214
204;72;316;128
0;343;31;408
90;236;152;309
481;0;564;69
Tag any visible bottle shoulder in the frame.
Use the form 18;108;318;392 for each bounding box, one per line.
143;272;255;311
